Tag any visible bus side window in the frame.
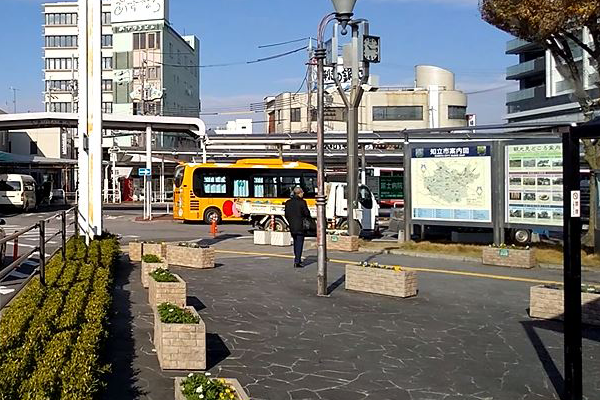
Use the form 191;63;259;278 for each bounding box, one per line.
234;179;249;197
280;175;301;198
253;176;278;198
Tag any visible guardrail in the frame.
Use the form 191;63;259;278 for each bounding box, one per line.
0;207;78;311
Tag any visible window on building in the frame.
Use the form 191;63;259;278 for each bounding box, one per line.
101;34;113;48
102;79;113;92
102;57;113;70
45;57;78;71
133;32;161;50
324;107;347;121
102;102;113;114
46;102;76;113
148;66;161;80
372;106;423;121
102;12;111;25
45;13;77;26
30;141;38;155
448;105;467;120
46;80;76;92
45;35;78;48
290;108;301;123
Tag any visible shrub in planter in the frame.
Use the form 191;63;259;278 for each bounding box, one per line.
166;243;215;269
154;304;205;371
482;244;535;268
327;234;359;252
345;262;417;298
141;254;168;288
175;373;250;400
0;235;119;400
148;269;186;311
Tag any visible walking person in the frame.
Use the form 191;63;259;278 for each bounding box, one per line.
285;186;311;268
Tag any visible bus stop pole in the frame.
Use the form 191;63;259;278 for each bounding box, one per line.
562;128;582;400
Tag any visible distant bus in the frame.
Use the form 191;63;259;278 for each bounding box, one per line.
173;159;318;223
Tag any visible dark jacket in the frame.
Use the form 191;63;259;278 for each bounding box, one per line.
285;195;311;235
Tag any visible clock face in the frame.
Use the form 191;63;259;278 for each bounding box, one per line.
363;36;380;63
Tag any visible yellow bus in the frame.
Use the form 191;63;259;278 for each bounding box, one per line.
173;158;318;223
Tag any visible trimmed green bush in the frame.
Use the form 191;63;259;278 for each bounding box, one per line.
157;303;200;324
0;235;120;400
150;268;178;282
142;254;162;263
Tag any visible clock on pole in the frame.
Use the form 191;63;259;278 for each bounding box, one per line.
362;35;381;63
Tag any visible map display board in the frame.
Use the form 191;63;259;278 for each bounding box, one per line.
411;145;492;223
506;143;563;227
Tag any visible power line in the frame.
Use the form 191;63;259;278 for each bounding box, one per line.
150;46;307;69
258;37;312;49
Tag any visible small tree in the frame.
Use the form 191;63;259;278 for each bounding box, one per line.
481;0;600;246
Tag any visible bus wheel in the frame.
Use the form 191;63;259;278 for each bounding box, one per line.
512;228;532;245
203;208;222;224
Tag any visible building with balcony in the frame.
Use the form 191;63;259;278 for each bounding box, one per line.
265;65;468;134
505;31;599;123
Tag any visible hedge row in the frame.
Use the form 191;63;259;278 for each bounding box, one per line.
0;234;120;400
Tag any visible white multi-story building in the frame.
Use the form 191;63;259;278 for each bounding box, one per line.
265;65;468;134
10;0;200;159
505;29;599;123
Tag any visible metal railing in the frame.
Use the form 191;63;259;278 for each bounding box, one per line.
0;207;78;310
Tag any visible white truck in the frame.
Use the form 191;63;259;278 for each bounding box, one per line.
236;182;379;234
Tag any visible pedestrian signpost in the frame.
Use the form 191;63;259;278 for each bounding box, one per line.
139;168;152;177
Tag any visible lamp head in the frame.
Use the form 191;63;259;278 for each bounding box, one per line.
330;0;357;34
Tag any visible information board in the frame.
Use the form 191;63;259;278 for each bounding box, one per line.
411;145;492;223
506;143;563;226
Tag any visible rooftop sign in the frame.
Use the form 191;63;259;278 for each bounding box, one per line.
112;0;168;24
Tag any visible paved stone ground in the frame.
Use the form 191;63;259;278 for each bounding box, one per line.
104;241;600;400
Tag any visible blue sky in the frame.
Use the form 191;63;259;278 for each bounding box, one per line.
0;0;515;128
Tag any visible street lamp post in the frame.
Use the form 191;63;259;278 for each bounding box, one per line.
315;45;328;296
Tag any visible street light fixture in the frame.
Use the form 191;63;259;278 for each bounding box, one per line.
330;0;357;33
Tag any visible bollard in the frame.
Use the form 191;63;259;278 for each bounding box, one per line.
13;233;18;260
270;215;275;231
39;221;46;286
210;218;218;238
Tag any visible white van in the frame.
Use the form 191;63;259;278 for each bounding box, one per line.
0;174;37;211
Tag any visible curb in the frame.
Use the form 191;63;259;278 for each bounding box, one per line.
359;247;482;264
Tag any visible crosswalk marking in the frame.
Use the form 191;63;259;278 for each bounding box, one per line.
0;287;16;295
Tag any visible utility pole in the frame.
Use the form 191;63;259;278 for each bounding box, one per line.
8;87;18;113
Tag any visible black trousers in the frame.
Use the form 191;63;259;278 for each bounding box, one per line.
291;234;305;264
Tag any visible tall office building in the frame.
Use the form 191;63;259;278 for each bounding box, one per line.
505;29;599;123
43;0;200;119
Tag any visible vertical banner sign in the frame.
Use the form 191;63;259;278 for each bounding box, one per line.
411;145;492;222
506;144;563;226
78;0;103;239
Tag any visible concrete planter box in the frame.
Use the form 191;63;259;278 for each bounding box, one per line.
129;242;166;262
129;242;143;262
144;242;167;258
482;247;535;268
270;231;291;246
166;245;215;269
345;264;417;298
530;285;600;326
327;235;359;252
154;307;205;371
253;230;271;245
174;377;250;400
142;261;168;288
149;273;187;312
